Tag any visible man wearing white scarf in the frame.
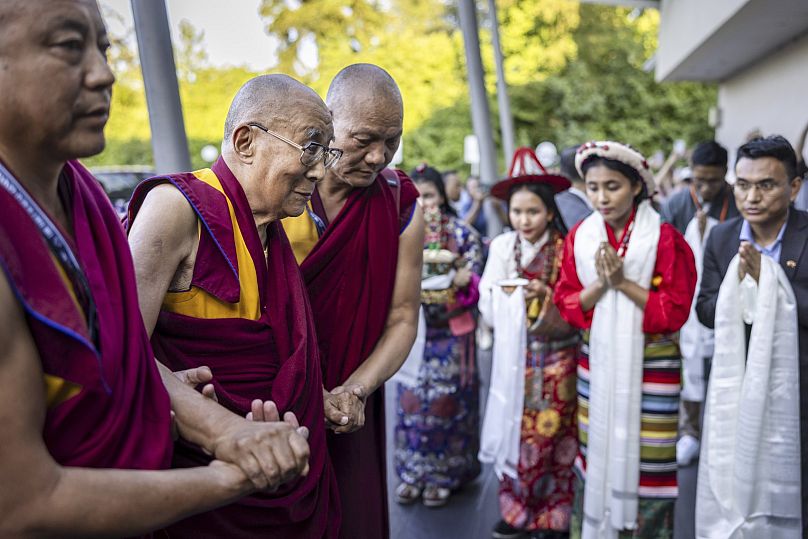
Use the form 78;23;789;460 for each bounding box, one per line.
660;141;739;466
696;135;807;538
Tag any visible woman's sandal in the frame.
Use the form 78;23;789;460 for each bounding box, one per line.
422;485;451;508
394;483;422;505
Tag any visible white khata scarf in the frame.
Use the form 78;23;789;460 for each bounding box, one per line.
678;214;717;401
479;284;527;480
696;254;801;538
574;200;661;538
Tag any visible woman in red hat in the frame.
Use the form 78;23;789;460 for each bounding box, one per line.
393;164;483;508
553;141;696;539
479;148;581;539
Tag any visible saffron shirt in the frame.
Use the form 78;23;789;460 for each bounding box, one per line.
283;169;419;539
127;158;339;539
0;160;173;470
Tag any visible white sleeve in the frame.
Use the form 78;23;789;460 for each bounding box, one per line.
479;234;511;328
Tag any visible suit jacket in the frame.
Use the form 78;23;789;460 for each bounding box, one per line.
697;208;808;536
555;188;593;230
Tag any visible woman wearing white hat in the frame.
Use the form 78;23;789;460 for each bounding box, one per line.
553;141;697;538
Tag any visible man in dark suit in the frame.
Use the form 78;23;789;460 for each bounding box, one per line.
697;135;807;536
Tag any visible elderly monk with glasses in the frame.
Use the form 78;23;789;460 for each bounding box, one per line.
127;74;344;538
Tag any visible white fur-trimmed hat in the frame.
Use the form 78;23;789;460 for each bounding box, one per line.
575;141;655;194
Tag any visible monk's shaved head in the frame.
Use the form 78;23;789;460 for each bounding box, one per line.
223;74;329;142
326;64;403;116
324;64;404;188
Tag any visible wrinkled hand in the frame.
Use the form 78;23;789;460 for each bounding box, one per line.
327;384;367;434
599;243;625;288
738;241;761;282
452;266;472;289
524;279;548;301
208;459;254;497
173;365;218;402
212;413;310;491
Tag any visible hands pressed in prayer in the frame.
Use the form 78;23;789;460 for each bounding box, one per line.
326;384;367;434
738;241;761;282
597;242;626;289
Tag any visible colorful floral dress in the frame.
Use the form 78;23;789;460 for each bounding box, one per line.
479;229;581;533
394;210;483;490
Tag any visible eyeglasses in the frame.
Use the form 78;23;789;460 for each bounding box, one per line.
734;179;784;195
248;122;343;169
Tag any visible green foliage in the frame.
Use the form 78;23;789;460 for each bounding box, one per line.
403;3;717;173
91;1;716;178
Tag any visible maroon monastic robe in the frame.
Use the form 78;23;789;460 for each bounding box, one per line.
0;160;173;470
303;170;419;539
127;158;339;538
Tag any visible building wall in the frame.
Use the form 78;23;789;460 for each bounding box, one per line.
656;0;748;81
715;31;808;167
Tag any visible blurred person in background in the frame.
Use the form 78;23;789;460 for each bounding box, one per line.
660;140;739;467
393;164;483;508
555;145;593;230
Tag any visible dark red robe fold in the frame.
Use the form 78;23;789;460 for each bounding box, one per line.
0;160;173;470
127;158;339;539
302;169;419;539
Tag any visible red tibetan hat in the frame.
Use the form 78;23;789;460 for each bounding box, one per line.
490;147;571;200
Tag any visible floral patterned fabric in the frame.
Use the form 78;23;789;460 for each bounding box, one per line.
498;334;580;532
491;230;581;532
394;214;483;490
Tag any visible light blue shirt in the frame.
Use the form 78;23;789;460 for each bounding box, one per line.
739;213;788;263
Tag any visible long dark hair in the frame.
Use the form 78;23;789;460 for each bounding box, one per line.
507;182;568;236
580;155;648;206
410;164;457;217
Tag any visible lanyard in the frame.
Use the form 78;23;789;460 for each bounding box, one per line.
689;184;729;222
0;163;99;349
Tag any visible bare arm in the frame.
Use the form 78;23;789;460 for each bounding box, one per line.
339;205;425;396
128;184;310;489
0;272;253;538
128;183;198;336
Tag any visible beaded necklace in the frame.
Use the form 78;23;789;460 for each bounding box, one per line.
424;207;451;251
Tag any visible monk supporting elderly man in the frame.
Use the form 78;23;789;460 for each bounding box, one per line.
0;2;310;537
127;74;345;538
284;63;425;539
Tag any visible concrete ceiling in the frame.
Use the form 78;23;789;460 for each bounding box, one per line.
657;0;808;82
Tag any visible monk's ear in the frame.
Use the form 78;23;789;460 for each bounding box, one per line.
231;125;256;163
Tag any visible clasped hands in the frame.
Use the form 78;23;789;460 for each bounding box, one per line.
323;384;367;434
171;366;310;493
595;241;626;290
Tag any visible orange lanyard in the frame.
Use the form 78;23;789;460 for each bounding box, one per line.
690;184;729;222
